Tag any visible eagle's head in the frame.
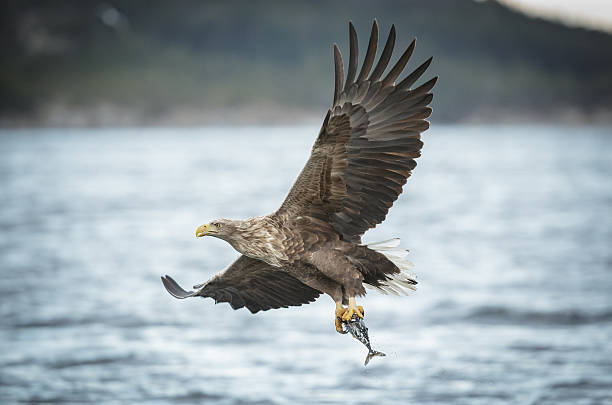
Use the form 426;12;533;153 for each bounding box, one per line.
195;219;241;240
195;216;269;260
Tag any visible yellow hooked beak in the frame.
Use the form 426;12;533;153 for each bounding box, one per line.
196;223;216;237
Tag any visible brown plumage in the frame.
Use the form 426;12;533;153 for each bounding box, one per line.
162;20;435;327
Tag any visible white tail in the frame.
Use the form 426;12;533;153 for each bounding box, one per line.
365;238;417;295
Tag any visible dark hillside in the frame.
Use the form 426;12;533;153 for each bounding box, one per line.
2;0;611;125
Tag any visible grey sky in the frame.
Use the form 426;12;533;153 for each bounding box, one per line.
499;0;612;32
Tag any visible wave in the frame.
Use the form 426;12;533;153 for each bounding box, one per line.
462;305;612;326
49;354;136;370
549;379;612;390
6;315;185;330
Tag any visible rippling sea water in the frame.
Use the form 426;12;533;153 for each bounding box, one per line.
1;125;611;404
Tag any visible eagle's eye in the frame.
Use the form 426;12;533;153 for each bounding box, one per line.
214;222;223;229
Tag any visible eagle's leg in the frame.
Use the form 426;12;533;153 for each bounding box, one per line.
341;297;364;322
335;301;347;333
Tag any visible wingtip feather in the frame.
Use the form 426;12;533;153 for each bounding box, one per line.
345;20;359;90
369;23;396;82
161;275;197;299
381;38;416;87
356;20;379;82
397;56;434;90
333;44;344;106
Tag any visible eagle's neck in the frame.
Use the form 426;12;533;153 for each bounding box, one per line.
223;216;287;267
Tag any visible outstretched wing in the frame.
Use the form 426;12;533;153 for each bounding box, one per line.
161;255;321;313
276;21;436;243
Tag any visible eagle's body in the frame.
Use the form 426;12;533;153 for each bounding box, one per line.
162;20;436;331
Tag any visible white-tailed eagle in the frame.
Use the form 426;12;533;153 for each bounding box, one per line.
162;20;436;332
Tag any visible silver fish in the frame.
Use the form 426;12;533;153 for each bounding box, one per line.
339;315;386;366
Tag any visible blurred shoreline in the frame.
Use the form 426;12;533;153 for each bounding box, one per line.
2;103;611;128
3;1;612;129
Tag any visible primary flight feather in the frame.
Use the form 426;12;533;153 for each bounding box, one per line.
162;20;436;332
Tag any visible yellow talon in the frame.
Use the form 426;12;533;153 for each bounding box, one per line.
334;301;346;334
334;299;365;332
335;302;347;333
341;305;364;321
335;316;344;333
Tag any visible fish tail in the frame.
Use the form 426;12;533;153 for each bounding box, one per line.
364;350;386;366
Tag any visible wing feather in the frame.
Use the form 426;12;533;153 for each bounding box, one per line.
276;21;436;242
397;56;434;90
344;21;359;90
162;256;321;313
333;44;344;106
381;39;416;88
369;24;396;82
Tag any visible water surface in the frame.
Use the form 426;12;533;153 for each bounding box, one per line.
1;125;611;404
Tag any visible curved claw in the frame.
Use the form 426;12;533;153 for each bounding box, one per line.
335;307;348;333
335;316;348;334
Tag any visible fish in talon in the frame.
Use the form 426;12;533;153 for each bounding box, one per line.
341;315;386;366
